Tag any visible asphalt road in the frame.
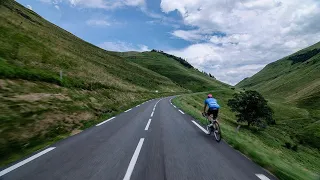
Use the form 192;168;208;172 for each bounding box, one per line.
0;97;276;180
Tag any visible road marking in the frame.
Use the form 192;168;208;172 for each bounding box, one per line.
96;117;115;126
123;138;145;180
125;109;132;113
178;110;185;114
256;174;270;180
0;147;55;177
173;105;176;108
151;111;154;117
136;105;140;107
191;120;209;134
145;119;152;130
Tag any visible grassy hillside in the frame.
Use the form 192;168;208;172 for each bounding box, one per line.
172;42;320;179
237;42;320;149
0;0;229;166
237;42;320;106
173;91;320;180
118;51;231;92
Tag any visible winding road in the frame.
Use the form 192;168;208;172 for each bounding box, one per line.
0;97;276;180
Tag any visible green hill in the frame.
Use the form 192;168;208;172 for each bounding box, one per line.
237;42;320;107
0;0;226;166
118;51;230;92
237;42;320;149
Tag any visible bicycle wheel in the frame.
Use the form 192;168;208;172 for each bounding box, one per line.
213;122;221;142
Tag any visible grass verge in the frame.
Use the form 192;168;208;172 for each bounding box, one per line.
172;91;320;180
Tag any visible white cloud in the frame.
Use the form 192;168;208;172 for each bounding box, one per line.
161;0;320;85
86;19;110;27
99;41;150;52
26;5;32;10
39;0;145;9
55;5;60;10
171;30;205;42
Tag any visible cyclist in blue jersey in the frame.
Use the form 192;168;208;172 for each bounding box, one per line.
203;94;220;124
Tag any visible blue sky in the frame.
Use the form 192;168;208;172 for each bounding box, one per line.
18;0;320;85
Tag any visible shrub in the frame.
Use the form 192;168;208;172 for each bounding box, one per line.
292;145;298;151
285;142;292;149
227;90;275;128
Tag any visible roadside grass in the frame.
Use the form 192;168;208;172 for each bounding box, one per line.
0;79;177;167
0;0;188;167
172;91;320;180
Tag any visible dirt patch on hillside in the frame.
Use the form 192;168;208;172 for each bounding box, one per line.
33;111;94;134
13;93;71;102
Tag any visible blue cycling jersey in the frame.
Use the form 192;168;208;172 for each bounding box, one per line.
204;98;220;109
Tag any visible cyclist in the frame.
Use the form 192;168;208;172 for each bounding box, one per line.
203;94;220;126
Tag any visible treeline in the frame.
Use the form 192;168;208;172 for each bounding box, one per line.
200;70;216;79
289;48;320;64
151;49;193;68
151;49;216;80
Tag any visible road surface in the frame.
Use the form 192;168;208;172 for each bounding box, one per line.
0;97;276;180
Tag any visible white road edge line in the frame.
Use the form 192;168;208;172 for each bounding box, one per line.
256;174;270;180
178;110;185;114
0;147;56;177
123;138;145;180
136;105;140;107
173;105;176;108
191;120;209;134
96;117;115;126
145;119;152;130
150;111;154;117
125;109;132;113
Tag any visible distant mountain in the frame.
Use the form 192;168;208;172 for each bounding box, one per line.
237;42;320;109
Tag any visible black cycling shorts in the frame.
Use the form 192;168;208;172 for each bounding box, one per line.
207;108;219;119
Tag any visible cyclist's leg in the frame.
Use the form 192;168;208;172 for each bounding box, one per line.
212;109;219;129
207;109;213;123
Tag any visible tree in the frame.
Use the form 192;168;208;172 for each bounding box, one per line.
227;90;275;128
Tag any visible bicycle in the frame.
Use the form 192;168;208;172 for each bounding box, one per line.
202;112;222;142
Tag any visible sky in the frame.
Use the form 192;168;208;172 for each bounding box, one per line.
18;0;320;85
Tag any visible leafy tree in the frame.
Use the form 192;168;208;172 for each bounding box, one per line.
227;90;275;128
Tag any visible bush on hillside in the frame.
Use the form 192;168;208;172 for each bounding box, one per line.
298;121;320;149
227;90;275;128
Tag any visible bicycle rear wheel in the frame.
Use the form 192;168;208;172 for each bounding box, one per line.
213;122;221;142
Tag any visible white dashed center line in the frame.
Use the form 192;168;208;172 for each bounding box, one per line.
123;138;145;180
145;119;152;131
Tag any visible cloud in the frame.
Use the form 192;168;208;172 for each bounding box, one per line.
99;41;150;52
161;0;320;85
171;30;205;42
39;0;145;9
26;5;33;10
86;19;110;27
55;5;60;10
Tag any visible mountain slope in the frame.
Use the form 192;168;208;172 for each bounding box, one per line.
0;0;229;166
118;51;231;92
237;42;320;107
237;42;320;149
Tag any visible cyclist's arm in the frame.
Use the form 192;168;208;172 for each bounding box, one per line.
203;103;207;113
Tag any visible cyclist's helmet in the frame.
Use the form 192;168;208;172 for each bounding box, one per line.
208;94;213;98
